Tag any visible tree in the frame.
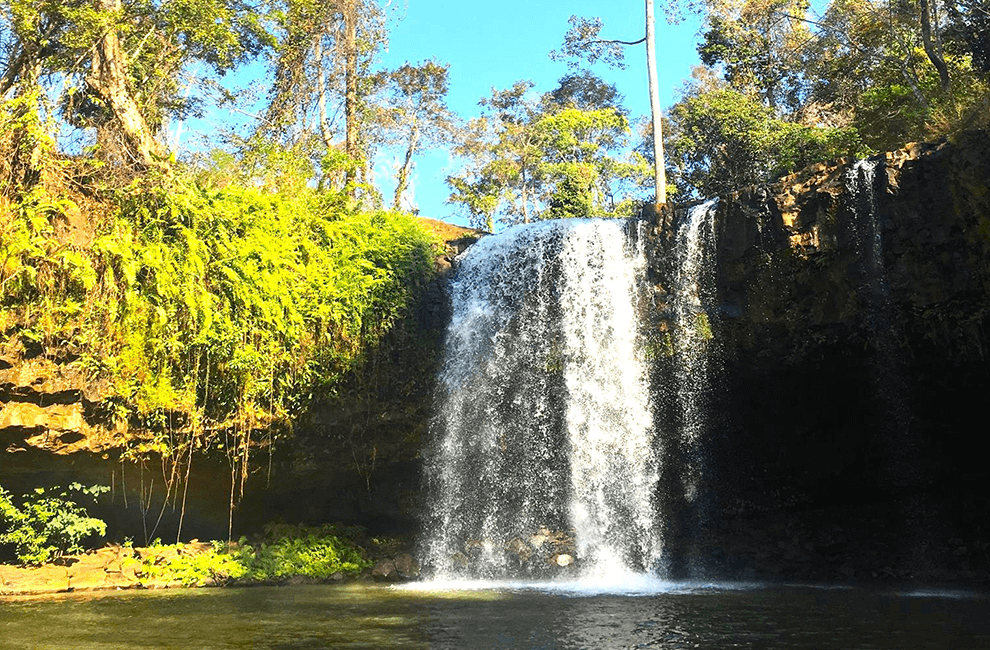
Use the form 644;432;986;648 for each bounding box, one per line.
87;0;167;169
260;0;387;195
447;81;542;230
799;0;988;149
552;3;669;207
447;77;649;230
665;85;861;197
668;0;990;195
542;69;626;114
0;0;268;171
944;0;990;75
696;0;811;112
370;60;458;210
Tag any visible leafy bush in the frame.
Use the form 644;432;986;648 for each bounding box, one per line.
667;88;865;197
126;524;371;585
2;96;444;516
127;540;249;587
87;181;440;424
243;523;372;581
2;130;442;464
0;483;108;566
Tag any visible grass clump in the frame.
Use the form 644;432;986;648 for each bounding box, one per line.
127;540;249;587
242;523;371;581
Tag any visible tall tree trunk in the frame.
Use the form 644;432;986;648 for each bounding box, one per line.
919;0;950;92
521;168;531;224
86;0;167;170
645;0;667;206
392;124;419;210
315;36;334;149
343;0;359;196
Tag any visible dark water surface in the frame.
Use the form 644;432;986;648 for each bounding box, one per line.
2;581;988;649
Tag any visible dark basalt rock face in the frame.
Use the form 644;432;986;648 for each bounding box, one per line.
645;131;990;583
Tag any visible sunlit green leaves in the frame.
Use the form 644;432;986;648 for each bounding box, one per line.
82;179;439;426
666;88;863;197
447;78;649;229
0;483;108;566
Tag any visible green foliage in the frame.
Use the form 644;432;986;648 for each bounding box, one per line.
666;88;863;197
2;102;440;460
370;59;459;209
944;1;990;75
241;523;371;580
0;484;108;566
128;524;371;585
127;540;249;587
84;177;440;427
672;0;990;196
0;0;271;134
852;50;990;151
692;312;714;341
447;76;649;229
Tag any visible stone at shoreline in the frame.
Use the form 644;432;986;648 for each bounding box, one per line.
371;553;421;582
392;553;420;578
0;542;220;596
371;559;396;581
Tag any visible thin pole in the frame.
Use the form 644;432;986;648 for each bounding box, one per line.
645;0;667;206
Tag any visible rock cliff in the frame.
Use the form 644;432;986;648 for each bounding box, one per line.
646;130;990;582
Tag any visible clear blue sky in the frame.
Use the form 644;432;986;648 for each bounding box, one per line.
375;1;704;226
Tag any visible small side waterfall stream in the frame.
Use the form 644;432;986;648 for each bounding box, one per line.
671;201;718;508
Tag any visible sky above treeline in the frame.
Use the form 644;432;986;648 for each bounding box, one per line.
178;1;705;226
376;1;704;225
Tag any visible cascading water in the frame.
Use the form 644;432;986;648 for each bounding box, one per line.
670;201;718;508
424;219;662;579
846;159;922;491
848;159;887;298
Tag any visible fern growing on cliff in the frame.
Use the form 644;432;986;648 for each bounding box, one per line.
1;98;443;538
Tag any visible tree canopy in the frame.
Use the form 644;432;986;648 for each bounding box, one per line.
665;0;990;197
446;74;650;231
1;0;986;209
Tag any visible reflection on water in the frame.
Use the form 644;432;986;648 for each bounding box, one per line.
1;582;988;649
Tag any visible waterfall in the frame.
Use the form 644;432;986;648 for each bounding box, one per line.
848;159;886;298
670;201;718;508
424;219;661;579
846;159;919;489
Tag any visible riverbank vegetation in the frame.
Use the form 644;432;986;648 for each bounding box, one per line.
1;481;379;588
0;90;442;543
125;523;372;587
1;481;382;591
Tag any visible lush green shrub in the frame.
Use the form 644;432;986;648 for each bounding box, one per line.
666;88;865;197
126;524;371;585
243;523;372;581
2;97;443;522
0;483;108;566
127;540;250;587
2;147;441;459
